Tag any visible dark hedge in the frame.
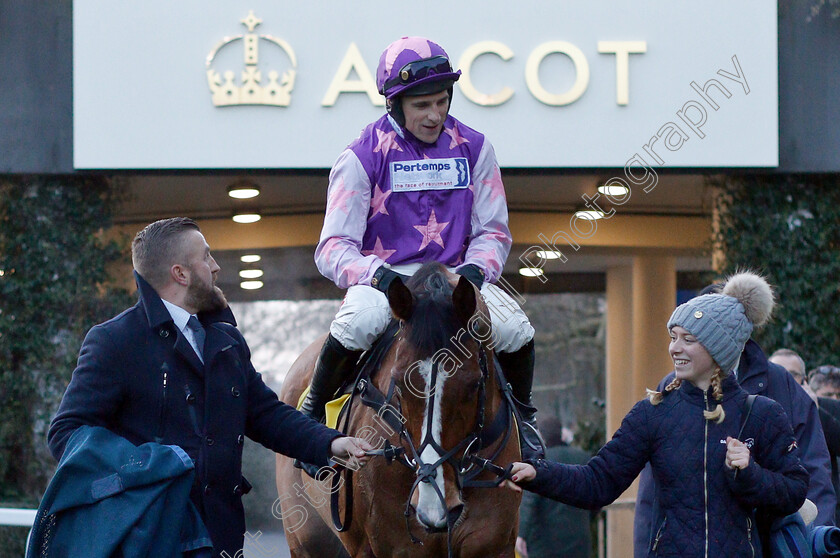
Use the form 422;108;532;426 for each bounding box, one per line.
712;173;840;370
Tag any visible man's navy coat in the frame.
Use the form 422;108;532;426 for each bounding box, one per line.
48;273;341;555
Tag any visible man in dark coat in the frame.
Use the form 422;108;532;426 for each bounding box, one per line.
771;350;840;525
48;217;372;556
807;365;840;525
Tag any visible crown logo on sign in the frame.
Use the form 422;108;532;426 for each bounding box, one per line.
206;11;297;107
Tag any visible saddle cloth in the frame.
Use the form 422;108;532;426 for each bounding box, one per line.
296;387;351;431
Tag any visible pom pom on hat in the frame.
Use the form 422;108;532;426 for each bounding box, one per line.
722;271;775;328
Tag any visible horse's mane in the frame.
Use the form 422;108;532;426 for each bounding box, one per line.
402;262;465;360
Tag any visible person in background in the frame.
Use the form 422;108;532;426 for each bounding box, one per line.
516;416;594;558
811;366;840;401
770;348;809;389
770;347;819;404
505;271;808;557
807;364;840;524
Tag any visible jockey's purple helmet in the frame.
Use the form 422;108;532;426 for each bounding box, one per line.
376;37;461;99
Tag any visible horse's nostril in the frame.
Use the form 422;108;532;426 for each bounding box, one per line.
448;504;464;525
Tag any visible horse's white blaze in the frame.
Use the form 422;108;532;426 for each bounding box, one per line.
415;358;448;526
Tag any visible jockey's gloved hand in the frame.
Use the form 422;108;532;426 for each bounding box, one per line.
456;264;485;289
371;266;409;294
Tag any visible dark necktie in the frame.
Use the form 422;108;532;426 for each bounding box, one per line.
187;315;205;362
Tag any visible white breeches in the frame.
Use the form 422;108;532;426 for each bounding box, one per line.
330;281;534;353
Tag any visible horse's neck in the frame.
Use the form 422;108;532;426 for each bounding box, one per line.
374;349;399;397
484;353;503;414
360;321;402;393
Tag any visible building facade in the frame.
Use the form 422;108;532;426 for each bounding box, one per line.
2;2;838;555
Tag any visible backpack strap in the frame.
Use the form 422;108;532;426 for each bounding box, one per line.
738;394;757;440
733;394;757;480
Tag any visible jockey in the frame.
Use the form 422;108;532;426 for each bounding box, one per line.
306;36;544;460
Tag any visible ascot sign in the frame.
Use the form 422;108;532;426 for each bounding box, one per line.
73;1;778;169
207;12;646;109
323;40;646;108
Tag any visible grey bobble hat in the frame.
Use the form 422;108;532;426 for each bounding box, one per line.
667;272;774;374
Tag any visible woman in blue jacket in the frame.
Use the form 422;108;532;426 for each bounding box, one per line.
505;272;808;557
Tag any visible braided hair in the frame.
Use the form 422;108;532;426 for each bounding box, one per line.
647;369;726;424
646;377;683;405
702;368;726;424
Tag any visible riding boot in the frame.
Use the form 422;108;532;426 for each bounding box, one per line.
497;339;546;460
299;334;362;423
296;334;362;477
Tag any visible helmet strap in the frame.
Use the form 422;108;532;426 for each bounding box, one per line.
385;87;453;130
386;97;406;127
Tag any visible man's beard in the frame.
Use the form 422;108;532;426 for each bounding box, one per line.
185;274;228;313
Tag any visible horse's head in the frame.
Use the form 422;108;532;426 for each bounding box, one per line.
385;262;496;532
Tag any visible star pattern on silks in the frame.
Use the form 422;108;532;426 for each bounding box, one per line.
319;237;344;265
369;184;391;216
482;166;506;203
361;237;397;261
374;129;403;157
383;38;433;75
326;175;359;216
444;123;470;149
414;210;450;250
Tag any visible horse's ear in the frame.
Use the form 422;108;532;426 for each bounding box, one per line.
452;275;477;329
388;276;414;322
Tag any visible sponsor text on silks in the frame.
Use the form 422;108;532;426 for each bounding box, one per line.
390;158;470;192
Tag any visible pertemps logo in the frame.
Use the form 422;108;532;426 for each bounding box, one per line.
206;10;297;107
390;157;470;192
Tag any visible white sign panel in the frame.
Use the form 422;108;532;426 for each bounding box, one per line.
73;1;778;169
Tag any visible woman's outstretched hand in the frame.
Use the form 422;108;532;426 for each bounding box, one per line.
501;461;537;492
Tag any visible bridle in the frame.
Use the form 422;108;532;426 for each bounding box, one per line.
336;326;517;557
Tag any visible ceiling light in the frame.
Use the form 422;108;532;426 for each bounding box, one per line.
239;269;264;279
232;212;261;224
597;184;630;197
240;280;264;290
227;181;261;199
574;210;605;220
240;254;261;263
535;250;563;260
518;267;545;277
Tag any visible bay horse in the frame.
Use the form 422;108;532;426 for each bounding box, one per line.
275;262;521;557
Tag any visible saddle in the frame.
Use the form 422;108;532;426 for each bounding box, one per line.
294;321;401;430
